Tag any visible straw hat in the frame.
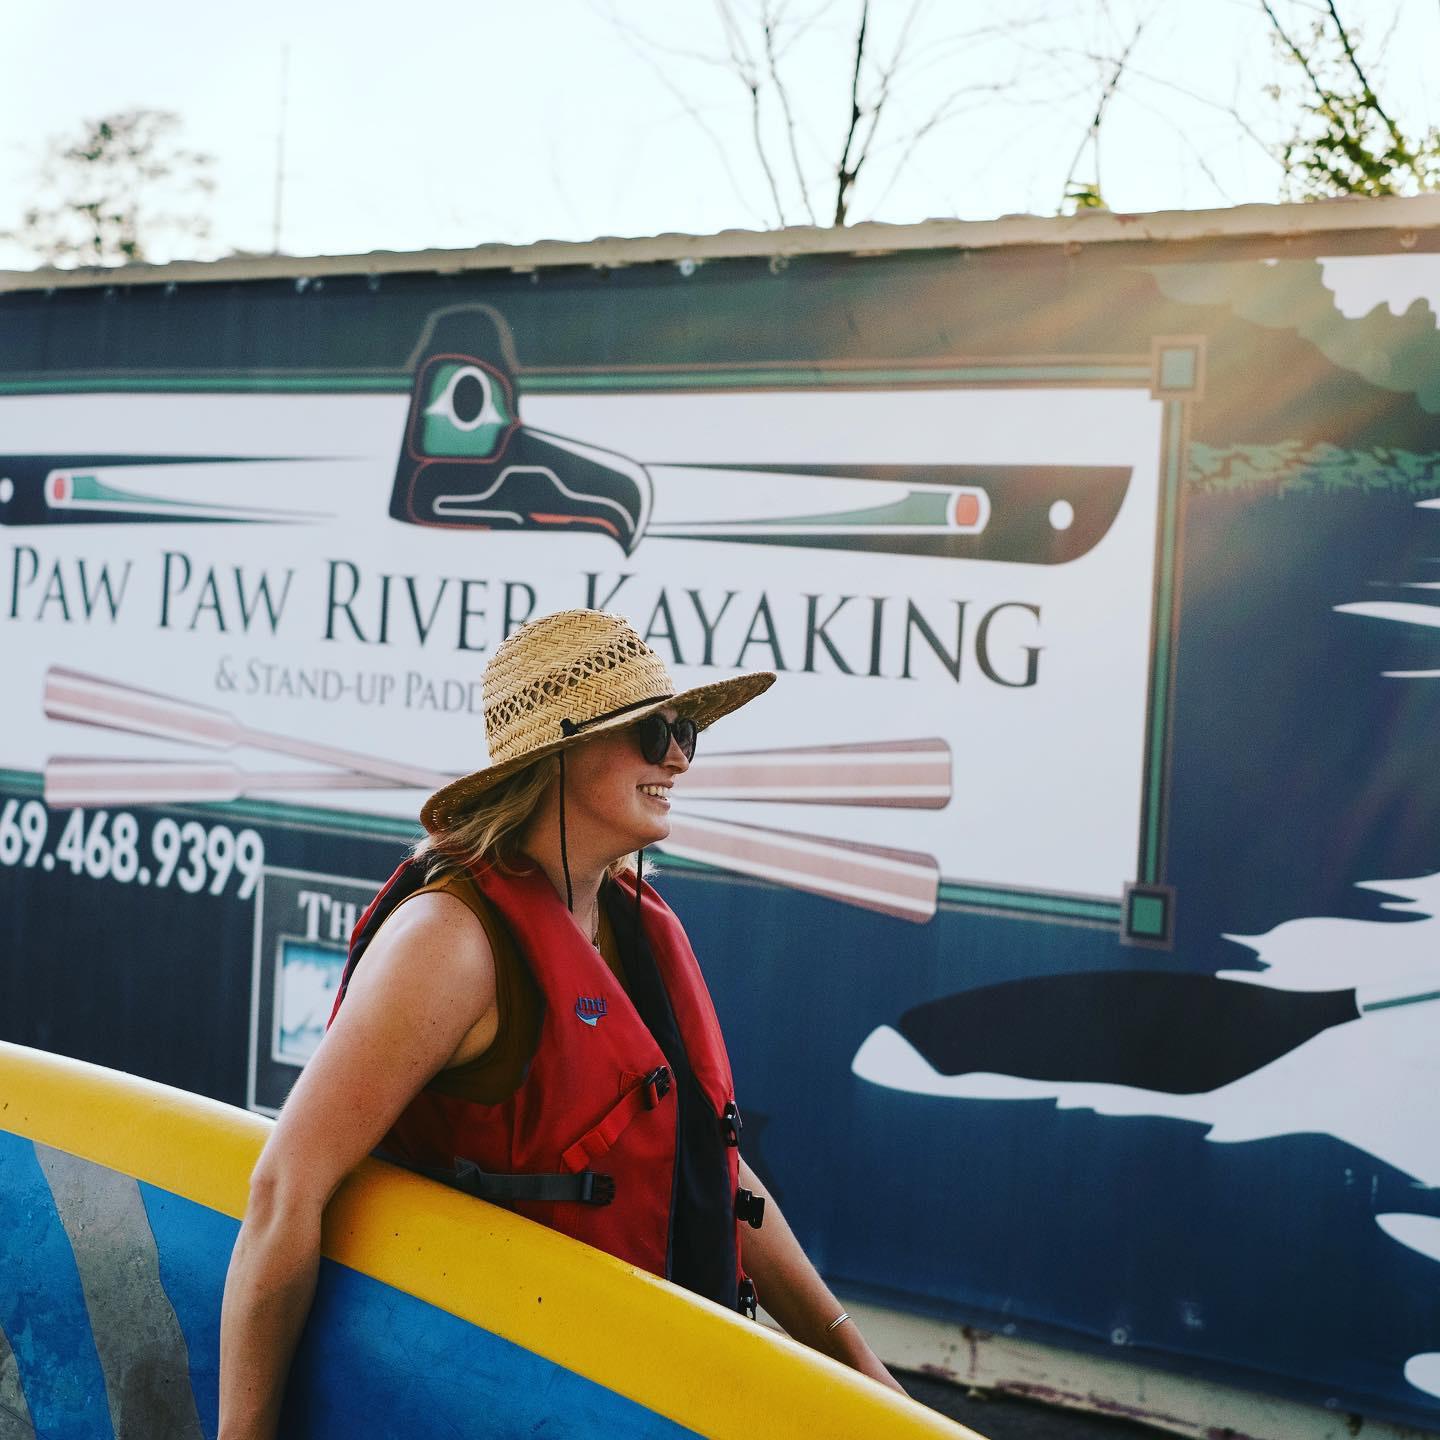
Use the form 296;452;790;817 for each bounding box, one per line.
421;608;775;831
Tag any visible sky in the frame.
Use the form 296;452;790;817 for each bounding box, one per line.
1;0;1438;268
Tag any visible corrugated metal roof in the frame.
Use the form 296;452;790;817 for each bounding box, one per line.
3;193;1439;293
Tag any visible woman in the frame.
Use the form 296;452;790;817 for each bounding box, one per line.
219;608;901;1438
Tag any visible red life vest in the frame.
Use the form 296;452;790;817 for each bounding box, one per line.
332;858;756;1311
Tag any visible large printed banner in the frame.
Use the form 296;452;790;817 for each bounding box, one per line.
1;364;1166;909
3;239;1440;1430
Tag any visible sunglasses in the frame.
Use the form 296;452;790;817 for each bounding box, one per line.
633;712;697;765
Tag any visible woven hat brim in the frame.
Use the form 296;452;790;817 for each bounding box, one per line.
420;669;775;833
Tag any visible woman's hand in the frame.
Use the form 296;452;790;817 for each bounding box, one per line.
218;892;497;1440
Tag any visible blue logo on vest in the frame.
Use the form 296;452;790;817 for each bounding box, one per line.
575;995;607;1027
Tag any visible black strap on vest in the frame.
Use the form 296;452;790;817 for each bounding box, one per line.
450;1157;616;1207
602;876;740;1310
378;1151;616;1207
338;860;429;1011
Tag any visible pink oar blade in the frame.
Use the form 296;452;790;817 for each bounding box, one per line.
660;813;939;922
44;758;413;809
680;738;951;808
45;666;241;749
43;666;451;791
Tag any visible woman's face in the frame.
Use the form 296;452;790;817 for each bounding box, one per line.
562;706;691;857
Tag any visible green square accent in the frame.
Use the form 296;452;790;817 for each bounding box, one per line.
1128;893;1167;937
1158;347;1197;393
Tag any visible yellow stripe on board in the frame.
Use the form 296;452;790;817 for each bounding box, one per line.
0;1043;976;1440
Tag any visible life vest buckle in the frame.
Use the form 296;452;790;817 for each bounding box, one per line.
735;1186;765;1230
578;1171;617;1206
721;1100;743;1146
643;1065;672;1109
737;1277;758;1320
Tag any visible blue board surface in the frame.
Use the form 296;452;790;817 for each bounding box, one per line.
2;1134;697;1440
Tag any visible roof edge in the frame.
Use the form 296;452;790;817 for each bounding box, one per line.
4;194;1440;293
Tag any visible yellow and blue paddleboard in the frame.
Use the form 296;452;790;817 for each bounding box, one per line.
0;1042;976;1439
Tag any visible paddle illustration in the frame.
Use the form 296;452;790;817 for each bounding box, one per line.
47;737;952;811
0;455;333;526
42;667;947;921
880;970;1440;1095
2;304;1133;563
389;310;1131;562
639;461;1131;564
43;666;445;790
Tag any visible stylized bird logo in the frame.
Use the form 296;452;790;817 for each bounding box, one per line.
389;305;653;553
574;995;608;1028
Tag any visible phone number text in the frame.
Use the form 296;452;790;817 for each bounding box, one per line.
0;799;263;899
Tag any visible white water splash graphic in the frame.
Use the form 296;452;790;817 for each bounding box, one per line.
1335;495;1440;676
853;870;1440;1398
1319;255;1440;327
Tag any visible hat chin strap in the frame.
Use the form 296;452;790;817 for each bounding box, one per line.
558;750;574;914
559;692;674;738
634;848;644;958
560;750;645;966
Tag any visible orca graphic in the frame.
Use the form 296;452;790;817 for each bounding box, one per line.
857;969;1440;1096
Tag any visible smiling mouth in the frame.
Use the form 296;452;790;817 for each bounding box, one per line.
638;785;671;806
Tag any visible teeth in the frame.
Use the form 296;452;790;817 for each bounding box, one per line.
640;785;669;798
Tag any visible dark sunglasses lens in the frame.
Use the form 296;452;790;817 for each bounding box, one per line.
637;714;670;764
673;717;697;760
636;714;697;764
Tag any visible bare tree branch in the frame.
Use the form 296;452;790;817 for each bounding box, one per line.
1261;0;1437;197
1127;65;1279;162
1036;40;1282;168
762;0;817;224
590;0;739;72
863;80;1018;216
1260;0;1331;109
716;0;790;224
601;0;772;228
880;13;1054;84
769;0;841;62
848;0;925;191
1060;17;1147;210
833;0;871;224
1114;86;1241;203
1323;0;1417;174
1325;0;1395;128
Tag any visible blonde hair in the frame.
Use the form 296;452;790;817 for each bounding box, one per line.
412;751;638;883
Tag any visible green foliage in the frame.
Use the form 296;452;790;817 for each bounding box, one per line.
1063;182;1108;213
1189;441;1440;497
1266;8;1440;200
5;110;215;267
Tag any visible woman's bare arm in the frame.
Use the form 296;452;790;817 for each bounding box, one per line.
737;1156;905;1395
218;892;496;1440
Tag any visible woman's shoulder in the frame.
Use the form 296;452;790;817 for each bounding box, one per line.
393;868;511;944
363;876;496;984
326;878;501;1055
373;867;531;982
